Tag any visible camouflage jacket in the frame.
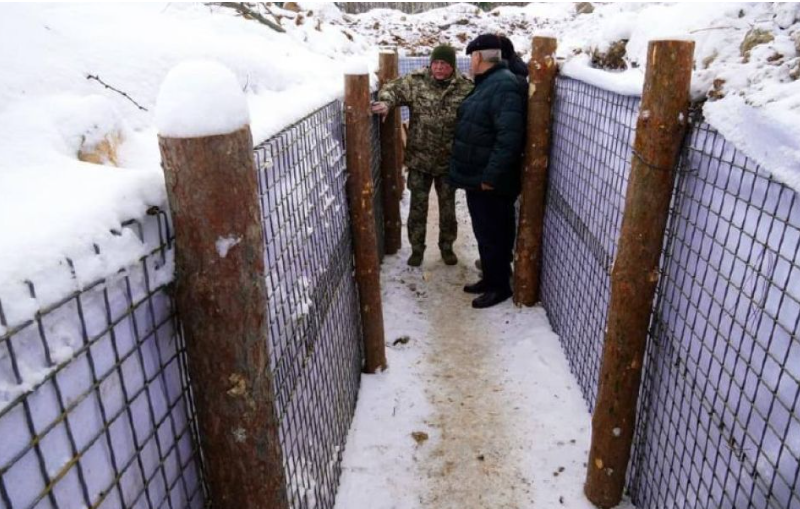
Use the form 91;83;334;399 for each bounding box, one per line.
378;68;473;176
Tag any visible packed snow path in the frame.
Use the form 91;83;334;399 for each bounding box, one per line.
334;189;621;509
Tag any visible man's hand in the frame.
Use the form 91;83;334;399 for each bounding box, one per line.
371;101;389;122
480;183;494;191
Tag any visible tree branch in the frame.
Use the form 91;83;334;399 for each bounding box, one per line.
689;25;737;34
85;74;148;111
216;2;286;33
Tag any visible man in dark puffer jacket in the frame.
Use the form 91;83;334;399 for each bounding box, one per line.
449;34;526;309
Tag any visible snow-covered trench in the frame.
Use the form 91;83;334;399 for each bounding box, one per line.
334;188;617;509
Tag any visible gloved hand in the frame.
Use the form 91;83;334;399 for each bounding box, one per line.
370;101;389;121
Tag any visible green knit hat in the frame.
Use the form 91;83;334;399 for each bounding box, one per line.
430;44;457;70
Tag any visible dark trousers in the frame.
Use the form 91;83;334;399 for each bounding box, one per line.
466;190;516;293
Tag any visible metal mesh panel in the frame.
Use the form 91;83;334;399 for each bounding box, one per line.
629;120;800;509
398;56;471;76
0;212;207;509
1;98;373;509
539;77;640;411
253;100;363;509
396;56;471;122
541;75;800;508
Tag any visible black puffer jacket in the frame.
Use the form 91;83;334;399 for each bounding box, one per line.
448;62;525;196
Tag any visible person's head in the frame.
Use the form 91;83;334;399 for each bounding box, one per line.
499;35;515;61
466;34;502;76
498;34;529;78
430;44;456;81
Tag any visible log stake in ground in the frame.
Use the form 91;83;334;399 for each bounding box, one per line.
584;39;695;508
159;123;288;509
513;36;558;307
378;50;403;255
345;72;388;373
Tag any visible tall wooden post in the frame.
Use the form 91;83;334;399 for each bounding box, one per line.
513;36;558;307
345;72;388;373
585;40;694;508
397;124;406;198
378;50;403;255
159;132;288;506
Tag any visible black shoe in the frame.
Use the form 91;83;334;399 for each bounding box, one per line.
472;290;512;309
463;280;490;294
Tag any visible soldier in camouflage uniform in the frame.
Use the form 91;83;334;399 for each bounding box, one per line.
371;45;473;267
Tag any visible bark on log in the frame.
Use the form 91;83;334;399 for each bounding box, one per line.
379;51;403;255
158;126;289;509
513;36;558;307
584;40;695;508
398;123;406;197
345;73;388;373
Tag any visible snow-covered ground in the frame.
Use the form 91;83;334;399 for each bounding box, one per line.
334;190;633;509
342;2;800;193
0;3;375;332
2;2;799;506
4;1;800;332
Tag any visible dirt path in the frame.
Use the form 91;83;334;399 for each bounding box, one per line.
415;192;534;508
334;188;597;509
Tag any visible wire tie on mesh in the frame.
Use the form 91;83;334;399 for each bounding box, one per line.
631;149;676;173
687;102;704;124
25;280;37;299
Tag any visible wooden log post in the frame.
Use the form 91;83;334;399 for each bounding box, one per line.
397;122;406;198
584;40;694;508
513;36;558;307
345;71;388;373
378;50;403;255
156;65;288;509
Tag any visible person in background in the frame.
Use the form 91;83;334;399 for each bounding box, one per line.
371;45;474;267
499;35;529;81
449;34;525;309
499;34;529;134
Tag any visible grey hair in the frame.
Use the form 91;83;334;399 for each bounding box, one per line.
477;49;501;63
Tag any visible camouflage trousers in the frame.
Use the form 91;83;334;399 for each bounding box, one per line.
407;170;457;253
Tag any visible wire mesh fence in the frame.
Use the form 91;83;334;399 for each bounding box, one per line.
1;96;382;509
539;77;640;411
542;76;800;508
337;2;450;15
4;50;796;509
0;212;207;509
253;99;365;509
629;118;800;509
397;56;471;122
398;55;471;76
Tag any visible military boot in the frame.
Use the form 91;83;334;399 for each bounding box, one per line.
441;246;458;266
407;248;424;267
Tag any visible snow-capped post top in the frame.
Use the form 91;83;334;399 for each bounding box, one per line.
155;60;249;138
344;59;370;76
